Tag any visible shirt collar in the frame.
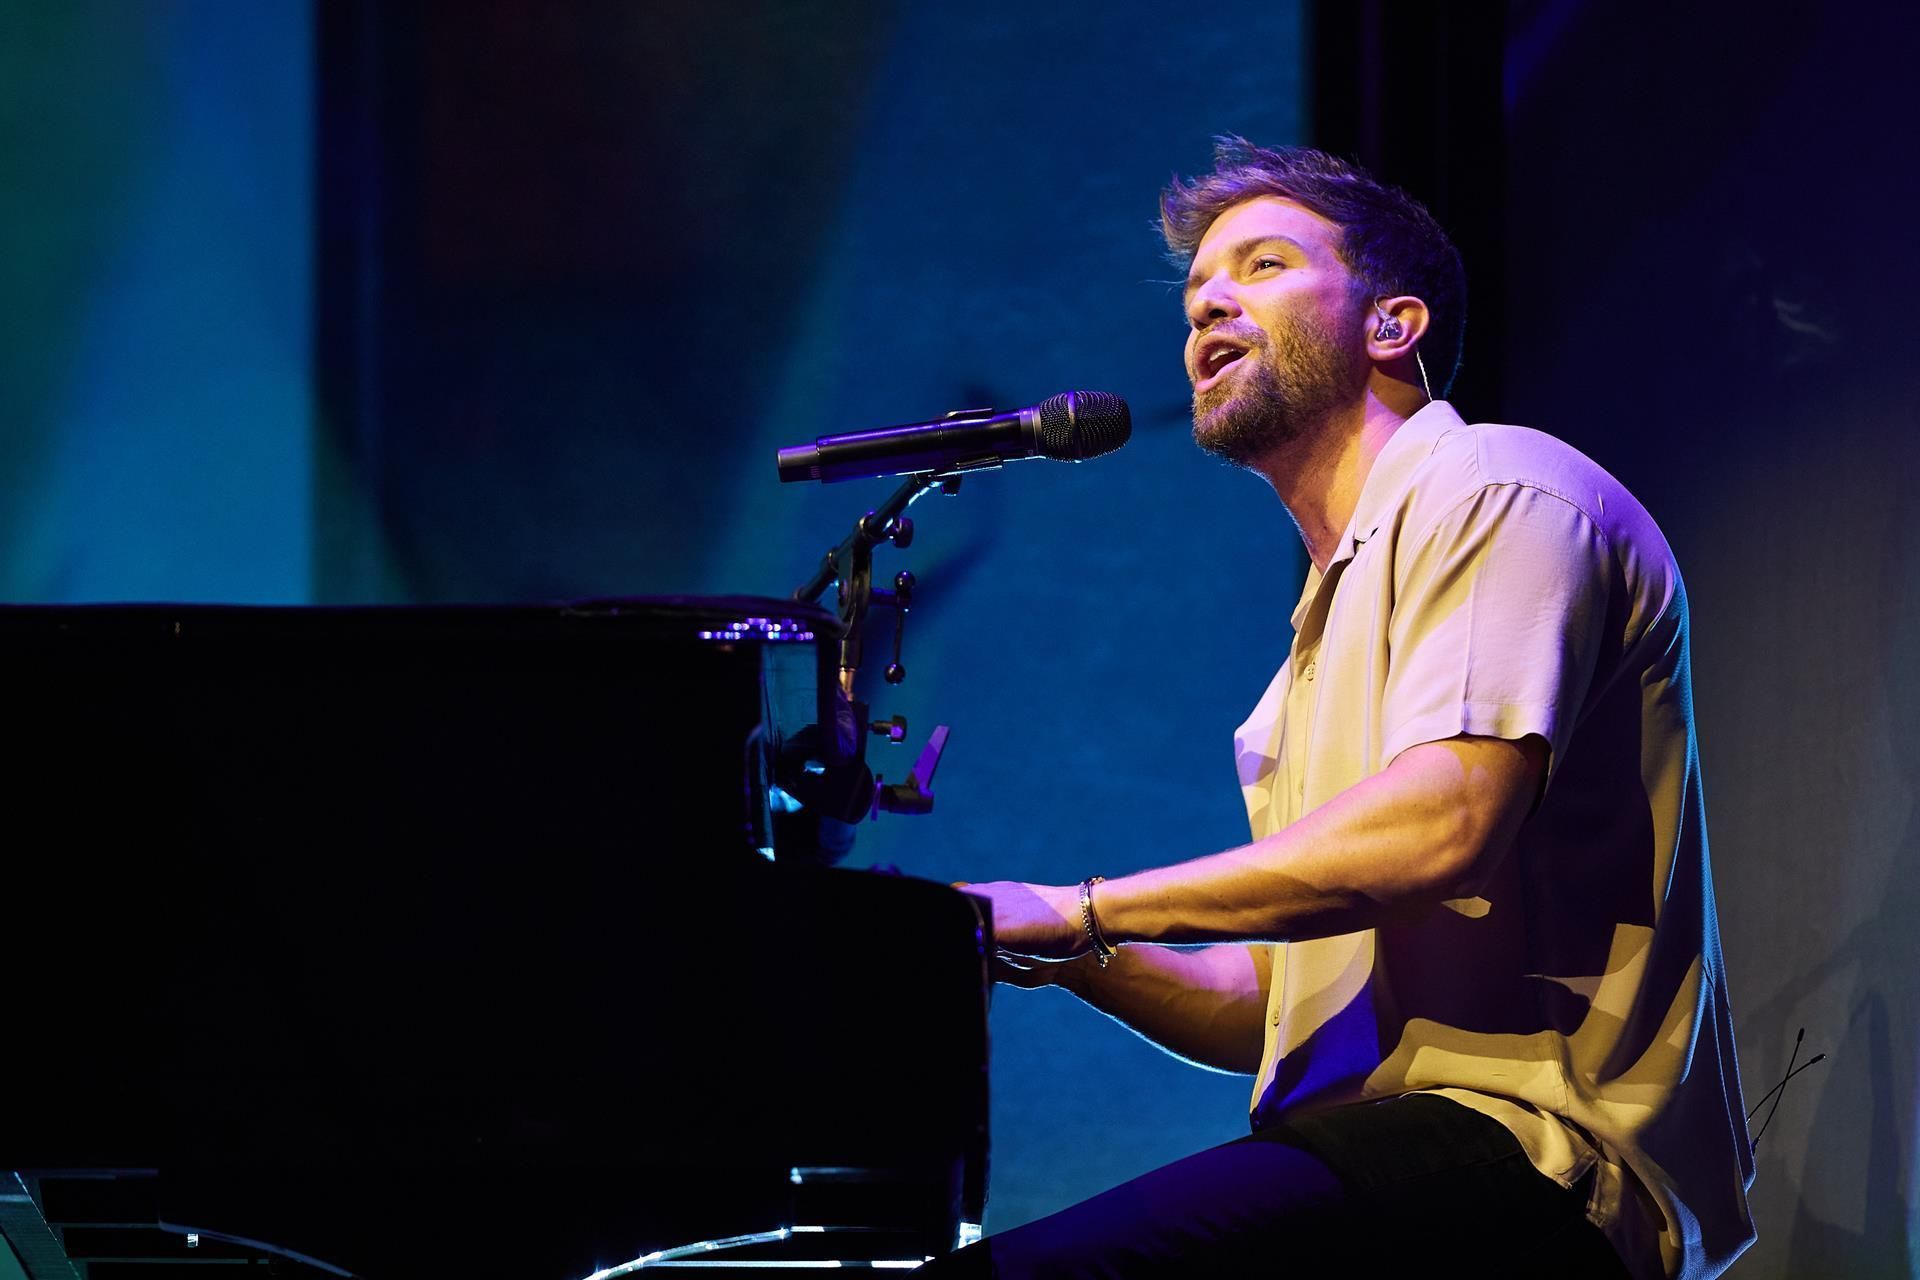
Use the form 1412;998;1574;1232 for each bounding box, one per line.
1287;400;1465;632
1331;398;1465;566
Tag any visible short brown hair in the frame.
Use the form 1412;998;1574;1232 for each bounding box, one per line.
1161;138;1467;397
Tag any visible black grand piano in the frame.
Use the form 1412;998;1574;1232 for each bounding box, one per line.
1;597;990;1278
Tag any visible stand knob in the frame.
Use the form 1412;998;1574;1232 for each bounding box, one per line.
883;571;914;685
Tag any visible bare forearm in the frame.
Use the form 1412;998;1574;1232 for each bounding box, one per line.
1096;737;1541;947
1051;942;1269;1075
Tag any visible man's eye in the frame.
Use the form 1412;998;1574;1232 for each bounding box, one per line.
1253;257;1282;271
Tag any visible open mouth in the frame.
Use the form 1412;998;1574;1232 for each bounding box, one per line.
1195;343;1249;393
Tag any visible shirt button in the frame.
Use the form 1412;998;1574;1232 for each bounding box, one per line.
1303;663;1316;681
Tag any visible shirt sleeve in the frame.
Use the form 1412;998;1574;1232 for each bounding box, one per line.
1379;482;1612;781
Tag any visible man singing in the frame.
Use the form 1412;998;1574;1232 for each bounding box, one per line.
928;141;1755;1278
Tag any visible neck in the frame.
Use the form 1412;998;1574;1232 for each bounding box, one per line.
1254;382;1425;571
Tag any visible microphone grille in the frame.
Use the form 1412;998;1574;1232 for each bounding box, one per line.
1037;391;1132;462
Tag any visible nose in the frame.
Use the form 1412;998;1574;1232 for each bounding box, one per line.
1185;269;1241;330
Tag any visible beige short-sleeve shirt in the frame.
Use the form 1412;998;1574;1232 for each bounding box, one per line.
1235;401;1755;1279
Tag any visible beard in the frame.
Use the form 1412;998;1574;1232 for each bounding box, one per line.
1190;306;1367;469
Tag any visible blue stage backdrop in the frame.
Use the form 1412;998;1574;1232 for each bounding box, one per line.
0;1;312;604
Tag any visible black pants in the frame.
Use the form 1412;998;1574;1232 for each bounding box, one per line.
920;1093;1632;1278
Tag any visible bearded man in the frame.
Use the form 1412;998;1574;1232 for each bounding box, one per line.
927;141;1756;1279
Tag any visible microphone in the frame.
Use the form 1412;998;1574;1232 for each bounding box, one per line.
777;391;1131;484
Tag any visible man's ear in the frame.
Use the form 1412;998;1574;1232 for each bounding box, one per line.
1366;294;1431;363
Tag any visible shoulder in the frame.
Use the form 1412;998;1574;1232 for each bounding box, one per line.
1414;422;1685;637
1425;423;1606;520
1404;421;1670;561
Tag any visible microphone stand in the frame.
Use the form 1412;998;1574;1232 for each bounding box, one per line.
790;470;961;822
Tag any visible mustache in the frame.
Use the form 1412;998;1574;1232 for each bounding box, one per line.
1199;323;1267;351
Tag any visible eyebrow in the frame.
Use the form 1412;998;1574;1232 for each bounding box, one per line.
1184;234;1309;297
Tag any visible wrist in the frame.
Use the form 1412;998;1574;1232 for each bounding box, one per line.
1052;952;1101;996
1077;876;1119;965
